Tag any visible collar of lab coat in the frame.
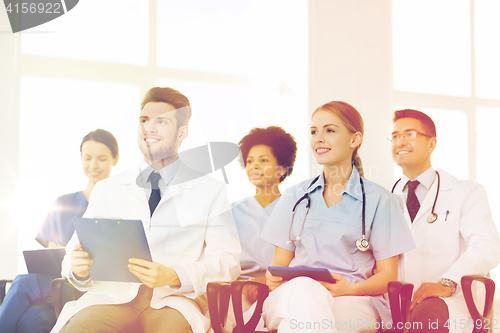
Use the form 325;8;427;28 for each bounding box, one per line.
400;166;436;191
394;168;456;223
394;167;455;194
119;161;196;204
138;158;181;189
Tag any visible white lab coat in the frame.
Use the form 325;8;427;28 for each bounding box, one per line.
51;162;241;333
392;168;500;333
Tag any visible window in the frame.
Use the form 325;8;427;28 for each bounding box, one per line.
393;0;471;97
393;0;500;294
21;0;148;65
475;0;500;99
17;77;140;271
16;0;308;270
476;107;500;283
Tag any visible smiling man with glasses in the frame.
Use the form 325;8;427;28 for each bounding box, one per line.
389;129;433;143
389;109;500;333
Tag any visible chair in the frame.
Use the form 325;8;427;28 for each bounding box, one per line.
207;280;269;333
385;281;414;333
53;278;269;332
387;275;496;333
51;278;85;318
207;280;398;333
461;275;495;333
0;279;13;306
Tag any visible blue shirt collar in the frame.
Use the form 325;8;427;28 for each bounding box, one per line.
140;158;181;188
306;166;363;202
343;167;363;202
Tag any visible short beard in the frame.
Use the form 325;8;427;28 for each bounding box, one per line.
143;144;178;167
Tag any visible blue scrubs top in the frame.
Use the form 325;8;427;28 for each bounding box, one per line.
232;196;278;279
36;191;89;247
260;167;415;321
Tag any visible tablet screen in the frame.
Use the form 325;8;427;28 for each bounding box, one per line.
268;266;336;284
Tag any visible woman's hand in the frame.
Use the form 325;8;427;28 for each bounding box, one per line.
266;246;294;291
319;273;356;297
71;243;93;279
266;269;284;291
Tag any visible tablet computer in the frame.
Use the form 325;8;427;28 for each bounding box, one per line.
23;248;65;279
72;218;152;283
268;266;337;283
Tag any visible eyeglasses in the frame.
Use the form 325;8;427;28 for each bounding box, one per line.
388;130;433;143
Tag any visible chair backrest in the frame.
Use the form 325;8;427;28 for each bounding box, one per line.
207;281;269;333
51;278;85;318
387;281;414;333
0;279;13;306
461;275;495;333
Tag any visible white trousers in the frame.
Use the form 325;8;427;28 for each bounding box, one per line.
225;295;266;332
262;277;380;333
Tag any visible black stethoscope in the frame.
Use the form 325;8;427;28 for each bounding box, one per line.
286;174;370;252
391;171;440;223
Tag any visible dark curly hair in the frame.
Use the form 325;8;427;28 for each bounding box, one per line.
239;126;297;183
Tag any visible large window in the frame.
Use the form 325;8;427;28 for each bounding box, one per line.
393;0;500;288
16;0;308;272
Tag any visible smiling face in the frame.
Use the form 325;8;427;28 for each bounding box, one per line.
137;102;188;168
245;145;285;188
310;110;361;168
81;140;117;184
392;117;436;178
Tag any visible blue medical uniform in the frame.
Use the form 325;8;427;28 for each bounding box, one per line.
260;167;415;322
36;191;88;247
0;192;88;333
231;196;278;279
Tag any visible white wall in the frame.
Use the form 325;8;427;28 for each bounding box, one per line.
0;9;20;279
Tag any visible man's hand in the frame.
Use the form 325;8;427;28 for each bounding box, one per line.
128;258;180;289
71;243;93;279
410;282;453;311
319;273;355;297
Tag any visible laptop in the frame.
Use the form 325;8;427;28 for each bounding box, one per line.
23;248;65;279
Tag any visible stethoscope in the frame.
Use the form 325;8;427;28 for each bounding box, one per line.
391;171;440;223
286;174;370;252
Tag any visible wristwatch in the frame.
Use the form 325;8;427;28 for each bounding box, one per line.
439;278;457;294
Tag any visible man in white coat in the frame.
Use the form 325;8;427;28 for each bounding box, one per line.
51;87;241;332
390;109;500;333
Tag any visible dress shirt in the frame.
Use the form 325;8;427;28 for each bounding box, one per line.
400;166;436;205
139;158;181;197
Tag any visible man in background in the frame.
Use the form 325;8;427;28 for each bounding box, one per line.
390;109;500;333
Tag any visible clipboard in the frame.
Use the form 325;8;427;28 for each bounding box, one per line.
72;218;152;283
268;266;337;283
23;248;65;279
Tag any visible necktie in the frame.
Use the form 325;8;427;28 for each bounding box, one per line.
406;180;420;222
148;172;161;216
